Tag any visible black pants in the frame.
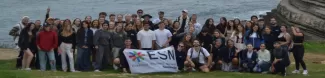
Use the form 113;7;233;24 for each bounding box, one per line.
16;50;24;69
142;48;152;50
292;45;307;70
274;60;289;75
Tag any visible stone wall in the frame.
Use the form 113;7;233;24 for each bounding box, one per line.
277;0;325;33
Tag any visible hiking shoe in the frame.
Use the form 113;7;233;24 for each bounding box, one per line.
303;70;308;75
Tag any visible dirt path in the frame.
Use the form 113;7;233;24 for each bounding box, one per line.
0;48;18;60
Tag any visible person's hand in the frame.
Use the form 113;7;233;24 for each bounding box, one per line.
83;46;88;48
50;48;54;52
47;7;50;13
37;46;41;50
190;62;195;67
95;46;98;49
235;49;240;53
218;60;223;64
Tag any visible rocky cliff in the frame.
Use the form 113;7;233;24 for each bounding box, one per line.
274;0;325;40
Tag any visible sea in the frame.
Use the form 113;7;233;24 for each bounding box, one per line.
0;0;280;48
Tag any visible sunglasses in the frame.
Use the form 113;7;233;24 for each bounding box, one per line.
137;12;143;14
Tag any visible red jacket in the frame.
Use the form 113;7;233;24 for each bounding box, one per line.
36;30;58;52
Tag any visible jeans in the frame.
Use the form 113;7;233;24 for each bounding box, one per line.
59;42;75;71
254;61;271;72
76;47;91;71
38;50;56;71
95;45;111;70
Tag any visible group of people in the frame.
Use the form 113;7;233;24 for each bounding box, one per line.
8;8;308;76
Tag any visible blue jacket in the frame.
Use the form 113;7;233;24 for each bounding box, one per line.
76;28;93;48
245;31;264;49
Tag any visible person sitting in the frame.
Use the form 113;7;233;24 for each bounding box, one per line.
209;39;223;70
253;44;271;73
175;42;187;71
239;44;258;72
113;39;135;73
184;39;212;73
271;42;290;76
220;39;240;72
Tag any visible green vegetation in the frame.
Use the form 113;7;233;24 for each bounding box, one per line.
0;41;324;78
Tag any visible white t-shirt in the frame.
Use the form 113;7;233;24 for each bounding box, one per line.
187;47;210;64
137;30;156;48
154;29;172;47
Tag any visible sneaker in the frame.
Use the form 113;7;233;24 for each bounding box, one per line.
292;70;299;74
192;68;196;72
282;73;287;77
71;70;80;72
94;70;101;72
25;68;31;71
262;71;268;74
303;70;308;75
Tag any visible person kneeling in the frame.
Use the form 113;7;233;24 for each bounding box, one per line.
113;39;135;73
253;44;271;73
184;39;212;73
271;42;290;76
240;44;257;72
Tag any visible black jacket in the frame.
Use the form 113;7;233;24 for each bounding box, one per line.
18;29;37;51
76;28;93;48
220;47;237;63
126;30;138;48
239;49;258;64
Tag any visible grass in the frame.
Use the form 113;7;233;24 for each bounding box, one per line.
0;41;325;78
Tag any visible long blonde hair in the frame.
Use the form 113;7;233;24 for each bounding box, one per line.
61;19;73;37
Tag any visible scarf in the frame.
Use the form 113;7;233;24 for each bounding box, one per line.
177;15;189;30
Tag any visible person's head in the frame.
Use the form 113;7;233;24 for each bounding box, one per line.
60;20;64;26
227;39;234;47
54;18;60;25
236;24;245;35
44;25;51;31
234;18;241;26
63;19;72;29
73;18;82;26
273;41;281;48
205;18;214;25
213;30;222;37
163;19;169;26
252;24;260;32
125;24;134;31
115;25;123;32
109;21;115;29
260;44;266;51
102;22;109;30
21;16;30;25
258;19;264;26
264;26;271;34
177;42;185;51
137;9;144;16
182;9;188;17
172;21;180;29
270;17;277;25
158;22;165;29
220;17;227;25
294;26;301;33
98;17;105;24
132;14;138;21
47;17;55;25
215;39;222;47
188;22;194;27
91;20;100;29
117;14;123;21
85;16;92;23
183;34;192;42
245;21;253;29
125;14;132;21
247;44;253;51
35;20;41;26
192;39;201;47
109;14;116;22
142;14;152;21
227;20;236;30
200;27;209;36
26;22;36;31
189;26;195;33
251;15;258;23
135;19;142;26
280;25;287;32
158;11;164;18
143;21;150;30
81;21;90;29
125;38;132;46
99;12;107;18
190;14;197;21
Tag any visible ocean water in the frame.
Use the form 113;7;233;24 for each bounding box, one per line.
0;0;280;47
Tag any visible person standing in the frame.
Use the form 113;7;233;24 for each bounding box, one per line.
111;24;128;69
154;22;172;49
18;23;37;70
216;17;227;34
141;14;155;30
93;22;113;72
9;16;29;69
152;11;167;25
137;22;156;50
270;17;280;37
58;19;77;72
36;24;58;71
125;24;138;48
245;25;264;50
203;18;216;35
176;10;190;33
230;24;246;51
76;21;93;71
291;26;308;75
196;28;213;50
188;14;202;33
90;20;100;65
72;18;82;33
